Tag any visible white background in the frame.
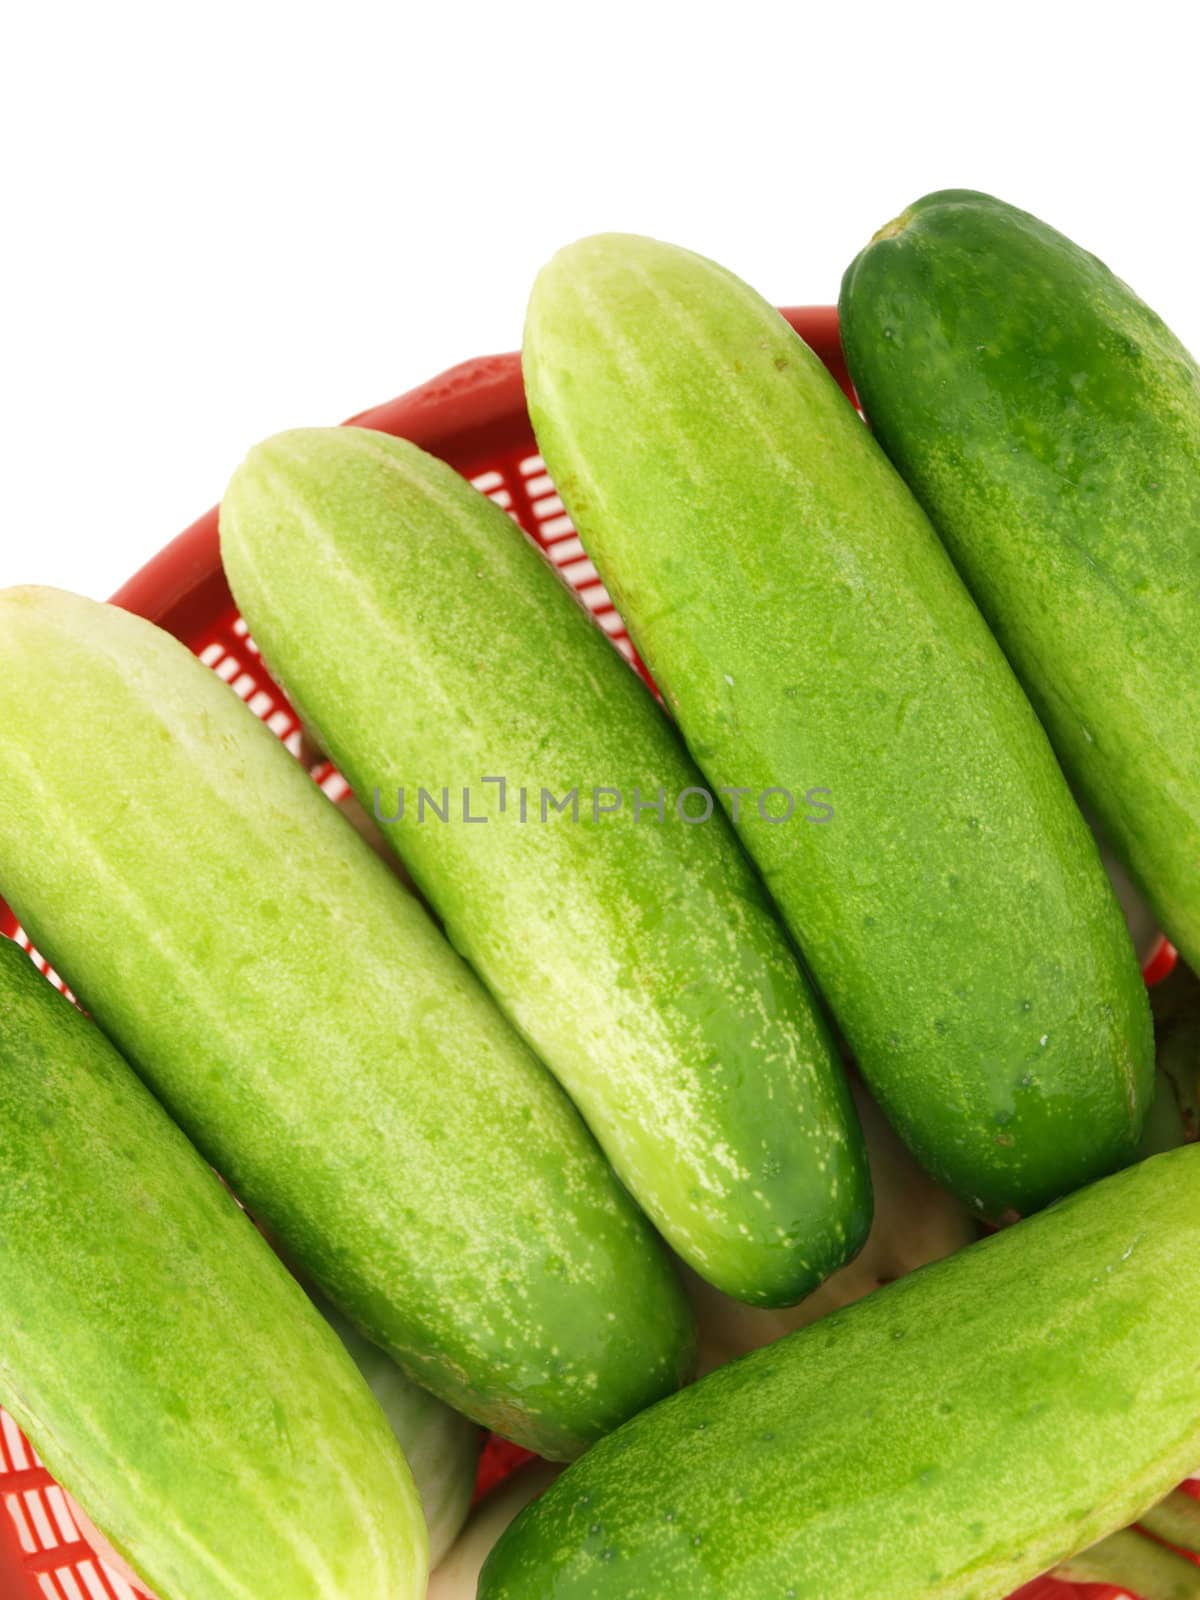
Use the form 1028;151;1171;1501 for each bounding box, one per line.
3;1;1197;600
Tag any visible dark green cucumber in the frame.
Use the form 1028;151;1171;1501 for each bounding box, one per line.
0;585;693;1459
523;233;1153;1218
220;427;869;1307
0;936;426;1600
840;188;1200;974
480;1144;1200;1600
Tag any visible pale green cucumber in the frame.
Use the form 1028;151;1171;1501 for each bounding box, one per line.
480;1144;1200;1600
0;935;426;1600
1055;1526;1200;1598
319;1298;481;1566
0;585;693;1459
219;426;869;1308
523;233;1153;1218
1139;1490;1200;1555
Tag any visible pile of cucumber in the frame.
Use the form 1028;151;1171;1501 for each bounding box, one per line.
1;188;1198;1600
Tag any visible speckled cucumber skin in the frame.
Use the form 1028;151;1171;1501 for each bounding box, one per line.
0;586;693;1460
0;937;427;1600
480;1144;1200;1600
220;428;869;1308
839;189;1200;976
523;233;1153;1219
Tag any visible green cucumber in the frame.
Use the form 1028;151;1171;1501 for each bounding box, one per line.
0;585;693;1459
319;1299;482;1566
219;427;869;1307
479;1143;1200;1600
839;189;1200;974
0;935;426;1600
523;233;1153;1218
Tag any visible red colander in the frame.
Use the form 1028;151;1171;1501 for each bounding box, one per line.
0;309;1186;1600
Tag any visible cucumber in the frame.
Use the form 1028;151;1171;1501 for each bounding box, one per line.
839;189;1200;974
0;585;693;1459
219;427;869;1307
0;935;426;1600
479;1143;1200;1600
523;233;1153;1218
1055;1525;1200;1599
319;1299;481;1566
1139;1491;1200;1558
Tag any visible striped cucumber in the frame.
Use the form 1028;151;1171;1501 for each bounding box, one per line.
523;233;1153;1218
840;189;1200;973
0;585;693;1459
219;427;869;1307
0;936;426;1600
480;1143;1200;1600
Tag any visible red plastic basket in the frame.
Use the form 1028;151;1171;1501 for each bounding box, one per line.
0;308;1184;1600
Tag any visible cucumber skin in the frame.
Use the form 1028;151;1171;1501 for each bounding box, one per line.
523;233;1153;1218
839;189;1200;974
0;938;426;1600
220;427;870;1308
0;586;694;1460
480;1144;1200;1600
